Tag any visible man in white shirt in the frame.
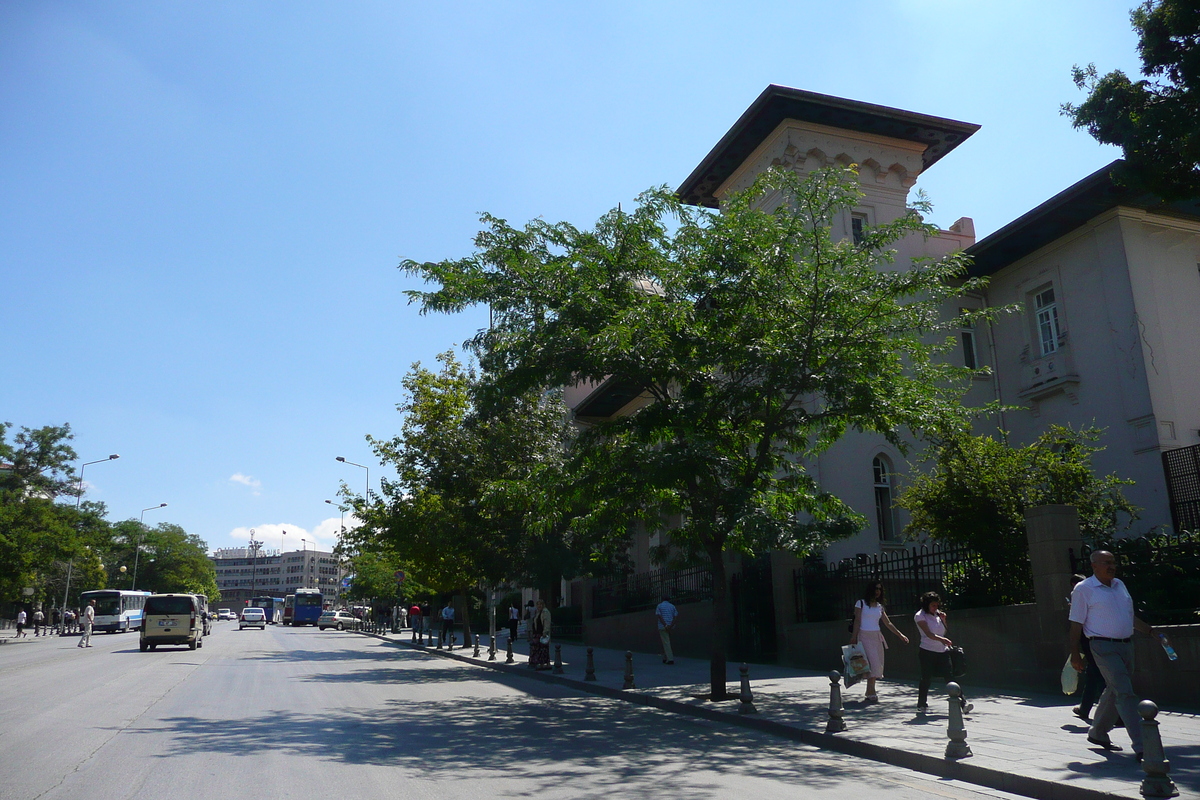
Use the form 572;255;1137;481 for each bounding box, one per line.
78;600;96;648
656;595;678;665
1068;550;1155;760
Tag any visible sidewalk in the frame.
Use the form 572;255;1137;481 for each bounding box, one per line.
368;629;1197;800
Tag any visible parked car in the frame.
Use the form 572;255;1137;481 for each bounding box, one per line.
239;607;267;630
317;610;358;631
141;594;204;651
218;608;235;621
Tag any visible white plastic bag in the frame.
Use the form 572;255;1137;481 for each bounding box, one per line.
1061;656;1080;695
842;643;871;687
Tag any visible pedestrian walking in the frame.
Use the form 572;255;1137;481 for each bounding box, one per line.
656;594;678;665
1069;550;1158;761
78;600;95;647
528;599;552;670
33;608;45;636
51;608;61;634
914;592;973;715
399;605;409;629
507;602;519;642
63;608;75;634
440;600;455;645
15;609;27;638
849;581;909;703
1068;574;1107;723
409;603;422;634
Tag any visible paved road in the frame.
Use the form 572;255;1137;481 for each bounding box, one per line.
0;623;1030;800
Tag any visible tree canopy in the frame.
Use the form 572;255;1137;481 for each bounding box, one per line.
1064;0;1200;200
404;165;987;697
1;421;216;608
341;351;584;627
897;425;1138;604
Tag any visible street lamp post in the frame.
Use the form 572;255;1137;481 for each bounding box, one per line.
301;538;307;589
131;503;167;591
249;531;261;602
335;456;370;504
325;499;345;537
61;454;119;627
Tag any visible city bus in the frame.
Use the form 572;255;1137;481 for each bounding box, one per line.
80;589;152;633
284;589;323;626
250;596;285;624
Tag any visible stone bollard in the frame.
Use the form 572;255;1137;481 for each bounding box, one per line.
505;636;515;664
435;629;443;650
585;647;597;681
473;634;480;658
1138;700;1179;798
553;645;564;674
738;663;758;715
623;650;636;690
825;671;846;733
488;635;496;661
944;682;972;759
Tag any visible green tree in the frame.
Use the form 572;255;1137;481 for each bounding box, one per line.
404;165;985;697
128;522;219;600
1063;0;1200;200
897;425;1139;603
344;351;587;641
0;422;112;605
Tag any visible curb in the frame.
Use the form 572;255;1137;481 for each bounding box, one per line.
357;631;1133;800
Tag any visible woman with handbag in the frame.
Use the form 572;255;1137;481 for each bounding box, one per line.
850;582;909;703
528;598;552;671
914;591;973;715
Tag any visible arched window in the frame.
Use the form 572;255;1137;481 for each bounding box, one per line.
873;455;898;542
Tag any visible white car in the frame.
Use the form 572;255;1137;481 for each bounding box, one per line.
239;607;267;630
218;609;236;621
317;610;358;631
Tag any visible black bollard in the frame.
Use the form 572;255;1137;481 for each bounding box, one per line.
585;647;597;681
738;663;758;715
505;636;515;664
1138;700;1179;798
622;650;636;690
488;635;496;661
825;671;846;733
436;627;443;650
553;645;564;674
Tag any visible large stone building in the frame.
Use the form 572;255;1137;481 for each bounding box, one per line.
210;546;345;607
568;85;1200;568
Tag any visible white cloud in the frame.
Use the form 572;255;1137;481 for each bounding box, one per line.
224;515;360;555
229;473;262;496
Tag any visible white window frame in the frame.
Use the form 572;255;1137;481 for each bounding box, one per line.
1034;286;1060;357
872;455;898;543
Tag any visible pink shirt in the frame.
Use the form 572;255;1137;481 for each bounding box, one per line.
914;609;948;653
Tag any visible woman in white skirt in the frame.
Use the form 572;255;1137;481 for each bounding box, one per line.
850;581;909;702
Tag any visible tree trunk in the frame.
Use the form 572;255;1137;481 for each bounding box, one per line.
457;591;472;645
708;548;731;700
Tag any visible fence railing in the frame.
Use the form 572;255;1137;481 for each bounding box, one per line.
793;542;1033;624
1070;530;1200;624
592;565;712;619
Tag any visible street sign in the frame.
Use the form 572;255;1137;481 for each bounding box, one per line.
393;570;405;582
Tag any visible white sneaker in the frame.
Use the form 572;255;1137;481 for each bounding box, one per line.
962;703;974;715
916;704;929;713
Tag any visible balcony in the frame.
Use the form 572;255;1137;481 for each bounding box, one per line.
1017;339;1079;407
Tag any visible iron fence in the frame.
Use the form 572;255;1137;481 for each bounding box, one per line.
1163;444;1200;533
793;541;1032;624
592;565;712;618
1070;530;1200;625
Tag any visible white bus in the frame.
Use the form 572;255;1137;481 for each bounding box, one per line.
80;589;152;633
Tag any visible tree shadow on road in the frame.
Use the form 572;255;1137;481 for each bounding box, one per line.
150;693;888;799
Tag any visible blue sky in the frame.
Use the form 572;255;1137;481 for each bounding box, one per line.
1;1;1142;555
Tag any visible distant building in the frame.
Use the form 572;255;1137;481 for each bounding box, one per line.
210;547;345;607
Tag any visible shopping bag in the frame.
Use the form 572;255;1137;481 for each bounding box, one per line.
948;646;967;678
1061;656;1080;695
842;643;871;687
